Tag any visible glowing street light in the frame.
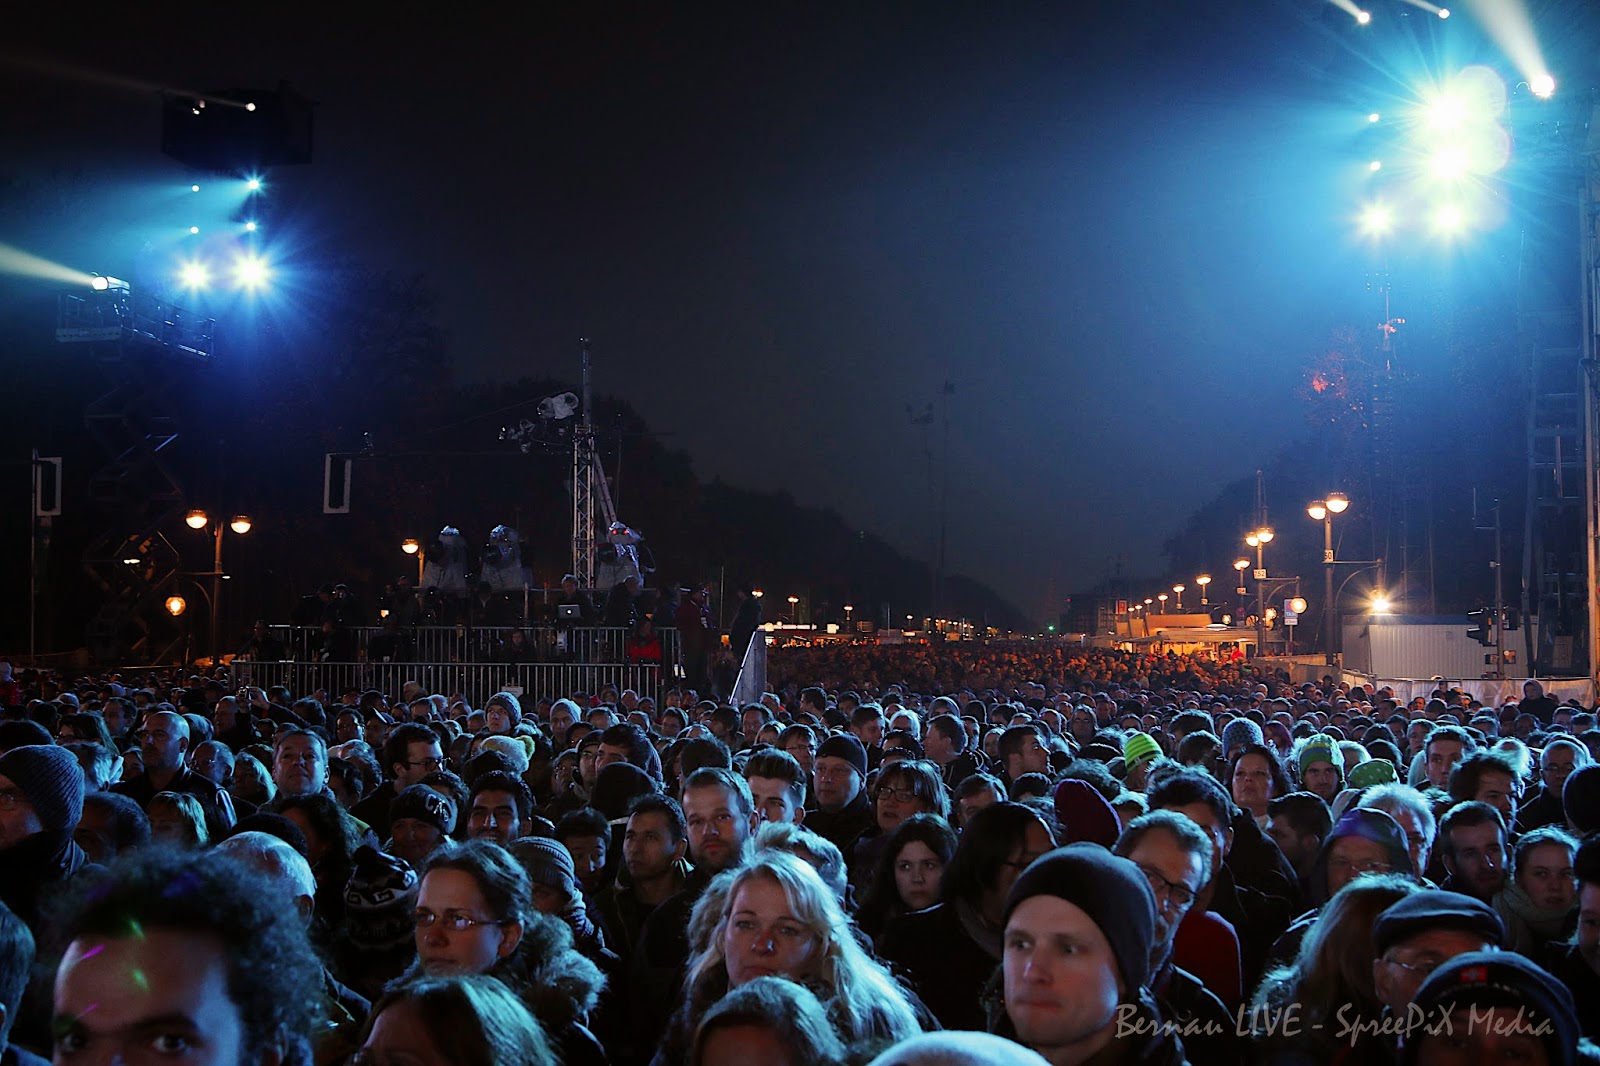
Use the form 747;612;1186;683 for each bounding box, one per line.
1308;493;1352;664
1157;593;1169;611
1173;583;1186;610
401;538;423;584
1196;574;1212;605
185;509;253;659
165;595;187;616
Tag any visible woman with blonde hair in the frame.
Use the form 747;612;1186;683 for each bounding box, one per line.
659;850;923;1065
147;791;209;848
1248;873;1422;1065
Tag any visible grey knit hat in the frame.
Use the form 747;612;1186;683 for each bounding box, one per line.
0;745;85;831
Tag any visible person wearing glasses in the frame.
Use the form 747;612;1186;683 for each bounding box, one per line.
850;759;948;892
1114;810;1239;1066
1517;738;1591;834
407;839;606;1066
353;723;445;841
1371;889;1505;1031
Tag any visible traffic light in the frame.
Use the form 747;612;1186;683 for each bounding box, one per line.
1466;609;1492;646
1501;606;1520;631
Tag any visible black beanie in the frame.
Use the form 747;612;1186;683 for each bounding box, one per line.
1374;890;1504;956
1003;842;1157;993
815;733;868;778
1563;765;1600;835
592;762;657;821
0;744;84;832
1402;951;1580;1066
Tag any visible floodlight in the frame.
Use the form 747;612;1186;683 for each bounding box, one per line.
178;261;209;289
246;177;262;191
1356;10;1371;24
1428;149;1466;179
1438;8;1449;17
1359;203;1394;236
1432;203;1467;233
189;226;200;235
191;184;201;192
244;221;258;232
233;255;270;289
1368;160;1382;172
1367;112;1381;123
245;102;257;112
1530;74;1555;98
90;275;128;292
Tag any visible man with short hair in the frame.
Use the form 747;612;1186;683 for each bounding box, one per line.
1265;791;1334;880
998;724;1052;785
955;773;1007;828
1423;725;1476;791
598;794;688;959
1115;811;1238;1066
923;713;980;788
1438;800;1510;902
597;723;659;782
270;729;329;802
850;703;887;763
805;733;873;852
465;771;533;847
633;768;758;1058
351;722;442;839
742;749;806;825
49;848;323;1066
1448;750;1524;826
1000;843;1184;1065
111;710;234;838
1517;738;1589;833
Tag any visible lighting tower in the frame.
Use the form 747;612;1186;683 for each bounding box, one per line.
55;280;216;663
572;339;598;591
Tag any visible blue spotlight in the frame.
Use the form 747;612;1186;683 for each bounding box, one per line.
190;184;201;192
1356;10;1371;24
244;221;258;232
1428;148;1466;179
245;177;262;192
1359;203;1394;236
1438;8;1450;17
1431;203;1467;234
233;254;270;290
1367;112;1381;123
1368;160;1383;172
178;261;209;290
1530;74;1555;98
188;225;200;235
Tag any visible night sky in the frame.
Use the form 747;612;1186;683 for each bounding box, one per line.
3;2;1583;620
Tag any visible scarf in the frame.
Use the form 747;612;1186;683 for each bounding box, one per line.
1497;881;1572;943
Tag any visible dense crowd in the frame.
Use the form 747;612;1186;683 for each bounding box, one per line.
0;648;1598;1066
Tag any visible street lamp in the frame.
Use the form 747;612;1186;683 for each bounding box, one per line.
401;538;424;584
843;604;854;632
1196;574;1212;606
1157;593;1169;611
788;595;800;623
1307;493;1351;665
1244;527;1274;655
1173;583;1185;611
186;509;252;661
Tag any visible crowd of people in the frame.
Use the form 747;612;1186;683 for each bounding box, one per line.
1;648;1598;1065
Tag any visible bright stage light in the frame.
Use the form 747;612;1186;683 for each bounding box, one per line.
244;221;258;232
1438;8;1449;17
191;184;201;192
1356;10;1371;24
1367;112;1381;123
178;261;209;289
246;177;262;191
1530;74;1555;98
233;255;270;289
89;275;128;292
245;102;257;112
1428;148;1465;179
1431;203;1467;234
1368;160;1383;172
1359;203;1394;236
188;225;200;235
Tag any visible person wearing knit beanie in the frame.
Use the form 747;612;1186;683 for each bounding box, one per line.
0;744;85;839
484;691;522;734
1052;779;1121;848
1001;844;1165;1064
1296;734;1343;804
1221;718;1264;759
1347;757;1398;791
512;835;580;904
1308;807;1414;905
1122;732;1162;792
1400;951;1595;1066
1563;764;1600;835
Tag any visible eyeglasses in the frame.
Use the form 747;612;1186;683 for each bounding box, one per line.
875;786;921;804
413;909;509;932
1382;954;1444;978
404;756;445;770
1136;863;1197;912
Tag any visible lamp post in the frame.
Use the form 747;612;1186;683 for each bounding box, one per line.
1173;584;1186;611
1196;574;1212;607
788;596;800;624
1245;527;1274;655
1233;559;1249;618
186;509;252;661
843;603;854;633
1157;593;1169;613
1307;492;1350;666
401;538;424;585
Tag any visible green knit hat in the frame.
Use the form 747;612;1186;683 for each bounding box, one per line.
1299;734;1338;778
1348;758;1398;790
1123;732;1162;767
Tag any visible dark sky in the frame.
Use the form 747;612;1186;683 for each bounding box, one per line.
3;2;1577;620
